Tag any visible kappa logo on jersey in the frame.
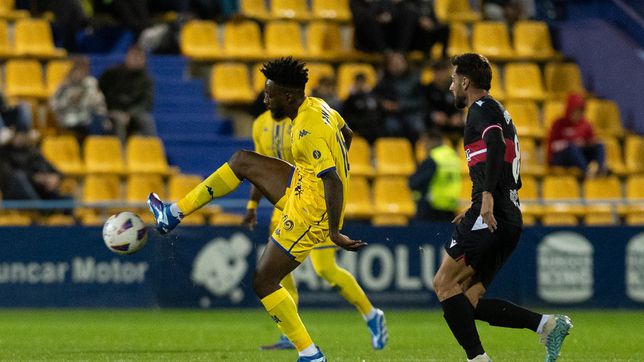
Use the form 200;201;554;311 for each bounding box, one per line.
191;233;252;303
450;239;457;248
313;150;321;159
205;185;214;199
299;129;310;138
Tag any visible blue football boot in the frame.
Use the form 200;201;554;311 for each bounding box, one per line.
296;347;325;362
366;308;389;350
147;192;181;234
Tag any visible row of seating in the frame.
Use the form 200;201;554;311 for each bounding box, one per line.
41;135;173;176
0;18;66;58
1;58;71;98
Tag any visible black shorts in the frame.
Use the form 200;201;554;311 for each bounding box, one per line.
444;217;522;288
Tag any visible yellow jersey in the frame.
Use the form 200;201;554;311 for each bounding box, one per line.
251;110;294;164
285;97;350;228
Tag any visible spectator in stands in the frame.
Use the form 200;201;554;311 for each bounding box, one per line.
50;56;108;144
409;129;461;222
373;52;425;143
99;45;156;143
32;0;89;52
547;93;607;178
349;0;417;54
0;91;37;145
310;76;342;112
483;0;535;25
424;59;463;140
409;0;450;58
104;0;152;39
342;73;383;144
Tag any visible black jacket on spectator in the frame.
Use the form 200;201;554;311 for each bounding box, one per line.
99;65;154;113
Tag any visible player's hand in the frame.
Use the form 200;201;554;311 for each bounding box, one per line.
451;210;467;224
481;192;497;232
330;232;367;252
241;208;257;231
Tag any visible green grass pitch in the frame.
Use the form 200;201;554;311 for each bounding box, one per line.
0;309;640;361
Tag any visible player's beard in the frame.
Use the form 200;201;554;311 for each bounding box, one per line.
270;107;286;120
454;94;468;109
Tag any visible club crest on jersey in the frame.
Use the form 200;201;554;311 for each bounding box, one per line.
503;110;512;124
313;150;321;159
299;129;310;138
465;148;471;162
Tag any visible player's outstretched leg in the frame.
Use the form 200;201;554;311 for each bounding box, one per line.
539;315;573;362
148;150;293;234
310;247;388;350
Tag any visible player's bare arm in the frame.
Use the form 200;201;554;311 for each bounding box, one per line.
321;170;366;251
340;124;353;150
242;185;263;230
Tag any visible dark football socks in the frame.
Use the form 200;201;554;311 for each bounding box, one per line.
441;293;485;359
474;298;542;332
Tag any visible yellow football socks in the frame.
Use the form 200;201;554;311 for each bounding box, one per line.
261;287;313;351
281;273;299;306
311;248;373;316
177;163;241;216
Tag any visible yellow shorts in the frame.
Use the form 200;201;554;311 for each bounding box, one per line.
271;213;335;263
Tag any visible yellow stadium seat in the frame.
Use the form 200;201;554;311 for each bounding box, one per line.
239;0;270;20
271;0;311;20
373;177;415;218
307;21;345;60
345;177;373;219
210;63;255;104
83;174;121;202
583;176;622;220
513;20;560;61
168;174;202;201
626;213;644;225
311;0;351;21
126;174;165;203
504;62;547;101
40;214;76;226
543;100;566;130
265;20;305;58
304;62;335;95
223;20;263;60
542;175;584;217
0;0;28;19
180;20;220;60
4;59;46;98
41;135;84;175
210;212;244;225
374;138;416;176
126;136;171;175
434;0;480;23
472;21;514;61
348;136;375;178
59;176;80;198
626;175;644;201
542;212;578;226
0;211;31;226
45;59;73;97
519;176;542;221
625;135;644;174
14;18;66;57
0;19;13;57
505;101;544;139
84;136;125;174
600;137;626;176
252;63;266;94
585;98;624;138
447;22;471;57
544;62;585;99
518;138;545;176
490;64;505;101
337;63;377;100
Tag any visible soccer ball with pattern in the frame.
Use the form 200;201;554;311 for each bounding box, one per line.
102;212;148;255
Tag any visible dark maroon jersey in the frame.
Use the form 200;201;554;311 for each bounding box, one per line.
462;95;522;228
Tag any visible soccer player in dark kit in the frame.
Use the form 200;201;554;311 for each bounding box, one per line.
432;53;573;362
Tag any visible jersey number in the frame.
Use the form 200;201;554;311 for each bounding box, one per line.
512;134;521;183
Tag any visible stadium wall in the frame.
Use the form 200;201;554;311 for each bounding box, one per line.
1;225;643;309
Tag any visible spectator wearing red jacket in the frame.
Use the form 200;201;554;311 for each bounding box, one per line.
547;93;607;178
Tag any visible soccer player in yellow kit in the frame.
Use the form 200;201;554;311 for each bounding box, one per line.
244;109;387;351
147;57;388;362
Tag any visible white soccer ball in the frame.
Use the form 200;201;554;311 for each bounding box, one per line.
102;212;148;255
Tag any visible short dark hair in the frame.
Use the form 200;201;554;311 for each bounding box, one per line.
261;57;309;89
451;53;492;90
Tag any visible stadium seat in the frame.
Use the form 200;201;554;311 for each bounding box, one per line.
348;136;375;178
210;212;245;225
623;175;644;222
447;22;471;57
583;176;622;224
223;20;263;60
239;0;270;20
337;63;377;100
307;21;345;60
126;174;165;203
542;100;566;130
542;175;584;218
41;135;84;175
490;64;505;101
0;0;28;19
271;0;311;20
518;138;545;176
82;174;121;202
505;101;544;139
0;211;31;226
541;211;578;226
84;136;125;174
625;135;644;174
304;62;335;95
179;20;220;60
168;174;207;224
472;21;514;61
40;214;76;226
434;0;480;23
4;59;46;98
311;0;351;21
0;19;13;57
372;177;415;219
265;20;306;58
252;63;266;94
45;59;73;97
126;136;171;175
345;176;373;219
519;176;541;224
504;62;547;101
600;137;627;176
513;20;560;61
210;63;255;104
585;98;625;138
14;18;66;57
544;62;586;99
374;138;416;176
